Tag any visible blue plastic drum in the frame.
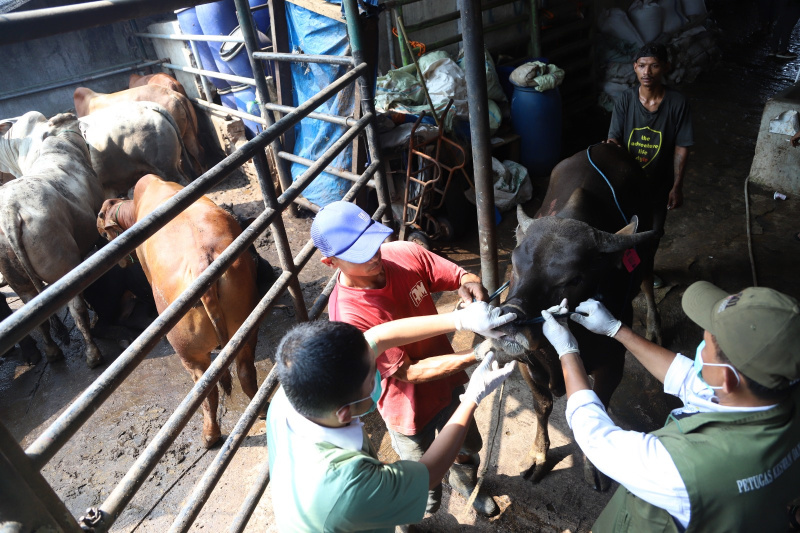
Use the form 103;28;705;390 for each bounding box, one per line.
219;26;273;79
175;7;230;91
195;0;240;78
248;0;271;35
230;84;262;138
511;85;562;178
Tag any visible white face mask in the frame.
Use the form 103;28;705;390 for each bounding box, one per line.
693;340;740;390
337;370;382;419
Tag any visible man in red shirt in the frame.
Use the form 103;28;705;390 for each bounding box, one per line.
311;201;504;517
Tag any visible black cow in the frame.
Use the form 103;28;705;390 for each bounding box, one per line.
489;143;662;490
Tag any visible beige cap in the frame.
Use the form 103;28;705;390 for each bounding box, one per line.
682;281;800;389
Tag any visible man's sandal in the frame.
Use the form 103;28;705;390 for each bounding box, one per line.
789;505;800;531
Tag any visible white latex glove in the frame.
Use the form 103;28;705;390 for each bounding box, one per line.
460;352;517;406
570;298;622;337
453;301;517;339
541;304;580;359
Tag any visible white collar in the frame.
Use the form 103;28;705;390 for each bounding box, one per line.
283;393;366;452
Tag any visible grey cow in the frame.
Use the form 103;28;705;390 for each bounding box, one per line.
0;112;105;368
79;100;193;198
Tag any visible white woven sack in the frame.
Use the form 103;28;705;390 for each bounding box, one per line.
598;8;645;47
628;0;663;43
660;0;687;33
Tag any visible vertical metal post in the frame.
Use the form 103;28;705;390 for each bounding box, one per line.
233;0;298;216
459;0;498;293
384;6;397;70
393;6;412;67
528;0;540;58
188;38;215;101
0;422;83;532
343;0;394;230
252;148;309;321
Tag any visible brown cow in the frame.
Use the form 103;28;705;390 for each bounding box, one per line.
97;174;259;447
129;73;188;97
74;85;205;178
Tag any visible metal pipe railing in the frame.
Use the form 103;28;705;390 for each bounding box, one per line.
135;31;245;43
426;14;529;52
0;0;208;45
0;422;83;532
343;0;393;230
0;59;167;102
228;456;271;533
84;114;370;531
18;65;368;468
462;0;499;294
277;150;376;187
163;62;257;87
264;102;357;126
193;97;360;128
234;0;307;316
252;51;354;65
167;277;286;533
404;0;518;33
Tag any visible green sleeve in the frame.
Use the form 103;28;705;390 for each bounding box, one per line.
326;458;429;531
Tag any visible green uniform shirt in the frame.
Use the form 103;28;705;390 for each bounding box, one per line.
594;385;800;532
266;387;428;532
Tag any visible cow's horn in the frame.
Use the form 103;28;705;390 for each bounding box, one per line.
517;205;535;234
596;227;661;253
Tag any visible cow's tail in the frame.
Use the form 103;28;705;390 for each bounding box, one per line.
0;207;70;346
172;94;204;179
148;103;197;183
199;279;233;396
0;208;46;295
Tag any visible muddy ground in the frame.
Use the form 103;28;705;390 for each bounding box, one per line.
2;1;799;531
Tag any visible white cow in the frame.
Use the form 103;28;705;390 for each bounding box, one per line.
79;101;192;198
0;112;105;367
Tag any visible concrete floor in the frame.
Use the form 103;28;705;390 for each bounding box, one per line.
2;0;800;531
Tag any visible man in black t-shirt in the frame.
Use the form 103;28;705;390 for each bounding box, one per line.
607;43;694;235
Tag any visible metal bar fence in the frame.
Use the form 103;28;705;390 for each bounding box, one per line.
0;0;388;530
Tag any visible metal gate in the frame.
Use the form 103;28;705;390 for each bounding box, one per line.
0;0;389;530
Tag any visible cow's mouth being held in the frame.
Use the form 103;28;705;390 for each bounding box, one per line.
486;303;543;357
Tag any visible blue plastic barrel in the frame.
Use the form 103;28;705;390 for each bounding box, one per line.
175;7;230;91
511;85;562;178
230;84;261;138
218;86;235;108
195;0;240;78
248;0;271;35
219;26;273;79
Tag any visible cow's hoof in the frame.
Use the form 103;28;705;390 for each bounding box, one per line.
85;347;103;369
584;459;612;492
44;344;64;362
520;450;549;482
20;341;42;366
202;432;222;449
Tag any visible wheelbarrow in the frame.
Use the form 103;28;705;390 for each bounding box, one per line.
400;100;473;249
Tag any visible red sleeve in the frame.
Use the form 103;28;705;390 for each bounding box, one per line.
398;241;466;293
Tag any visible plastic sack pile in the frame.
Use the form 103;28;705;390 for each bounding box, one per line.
374;48;505;134
597;0;719;111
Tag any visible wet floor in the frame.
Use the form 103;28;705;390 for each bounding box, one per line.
2;0;800;531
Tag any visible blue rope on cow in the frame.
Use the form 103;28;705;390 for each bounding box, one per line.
586;144;628;226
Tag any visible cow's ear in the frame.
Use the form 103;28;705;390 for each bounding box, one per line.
615;215;639;236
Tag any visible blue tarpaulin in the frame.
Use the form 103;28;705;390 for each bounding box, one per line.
285;2;354;207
